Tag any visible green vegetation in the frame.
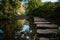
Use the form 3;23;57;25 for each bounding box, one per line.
27;1;60;26
0;0;60;40
27;0;41;15
0;0;22;40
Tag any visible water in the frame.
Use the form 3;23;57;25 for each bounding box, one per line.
0;29;4;40
20;25;30;32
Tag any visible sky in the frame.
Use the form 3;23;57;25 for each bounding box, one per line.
0;0;58;2
42;0;58;2
22;0;58;2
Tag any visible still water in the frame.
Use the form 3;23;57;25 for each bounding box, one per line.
0;29;4;40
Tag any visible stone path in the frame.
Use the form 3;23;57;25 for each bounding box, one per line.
34;17;58;40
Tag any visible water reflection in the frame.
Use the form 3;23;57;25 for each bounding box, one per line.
14;20;32;40
0;29;4;40
20;24;30;32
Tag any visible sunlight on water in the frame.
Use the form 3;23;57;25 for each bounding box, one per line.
58;27;60;30
0;29;4;33
20;25;30;32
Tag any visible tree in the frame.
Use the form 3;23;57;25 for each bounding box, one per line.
45;2;60;26
0;0;24;40
27;1;59;25
27;0;41;15
28;0;41;8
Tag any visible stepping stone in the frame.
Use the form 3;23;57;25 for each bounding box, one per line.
39;37;49;40
37;29;58;34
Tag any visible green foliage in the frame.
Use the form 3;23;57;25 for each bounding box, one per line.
0;0;21;40
29;0;41;7
46;2;60;25
0;0;21;23
27;2;56;16
9;0;21;9
27;1;60;25
27;0;41;12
